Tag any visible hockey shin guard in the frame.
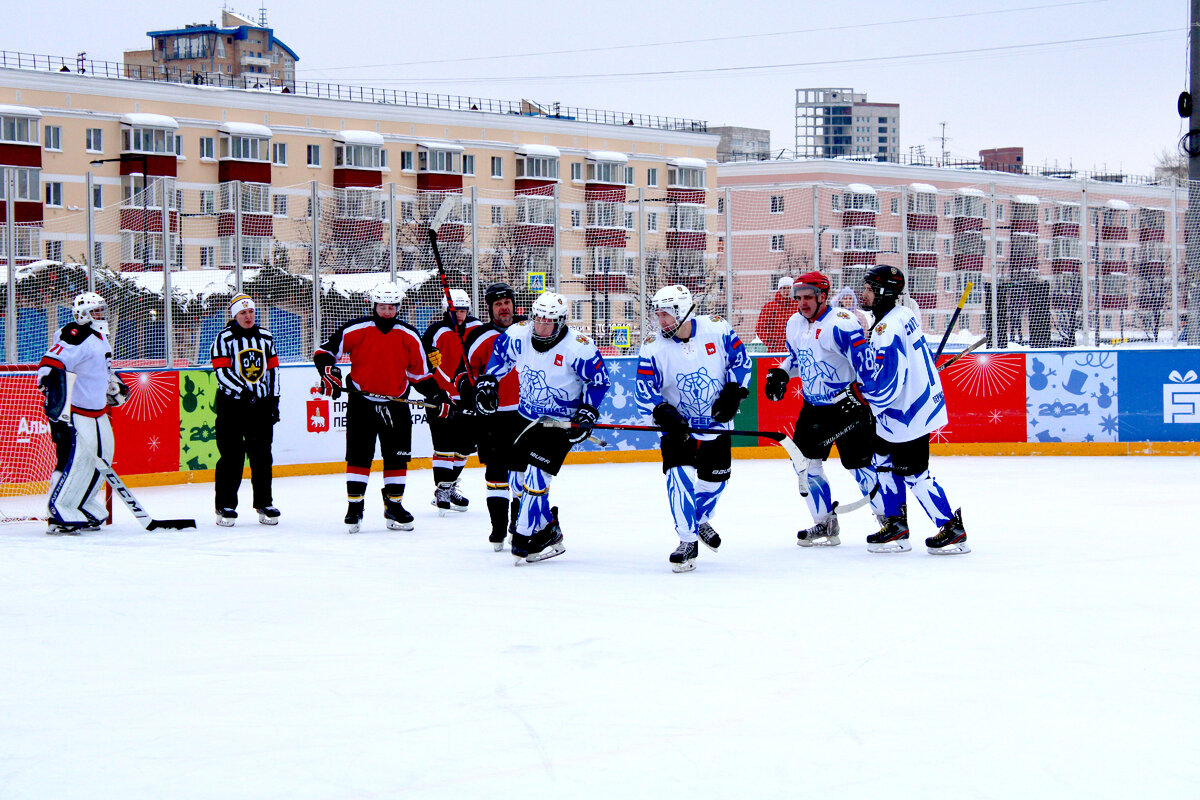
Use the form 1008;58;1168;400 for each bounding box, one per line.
852;466;886;517
517;467;553;535
665;466;699;542
872;454;906;517
903;470;954;527
694;477;726;526
803;460;833;520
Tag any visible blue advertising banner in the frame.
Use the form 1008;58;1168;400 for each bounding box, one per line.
1117;350;1200;442
1025;351;1120;443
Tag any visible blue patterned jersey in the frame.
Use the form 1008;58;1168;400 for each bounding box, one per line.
485;322;610;421
635;315;752;437
854;305;948;443
781;306;869;406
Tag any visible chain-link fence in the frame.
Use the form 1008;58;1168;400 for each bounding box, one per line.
4;175;1197;367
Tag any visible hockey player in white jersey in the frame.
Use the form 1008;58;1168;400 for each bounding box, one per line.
853;266;969;555
475;291;610;564
36;292;128;534
636;285;751;572
763;271;883;547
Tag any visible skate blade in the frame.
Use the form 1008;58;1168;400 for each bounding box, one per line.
258;515;279;526
347;522;361;534
799;534;840;547
867;540;912;554
927;543;971;555
216;517;235;528
386;520;415;531
449;503;468;512
491;538;506;552
46;528;82;536
437;508;448;518
671;559;697;573
525;542;565;563
699;539;720;553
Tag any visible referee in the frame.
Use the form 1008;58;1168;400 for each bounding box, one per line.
210;293;280;526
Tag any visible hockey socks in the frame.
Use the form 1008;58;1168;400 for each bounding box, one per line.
903;470;954;527
802;461;834;520
665;466;699;542
694;478;725;528
516;467;554;535
852;467;886;518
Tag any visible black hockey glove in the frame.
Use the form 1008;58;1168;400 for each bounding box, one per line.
416;379;454;419
474;375;499;415
652;403;689;436
318;364;343;399
568;404;599;445
454;373;476;409
764;368;790;402
710;383;749;424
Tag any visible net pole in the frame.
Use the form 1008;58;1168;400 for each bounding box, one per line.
5;168;16;364
470;186;480;307
724;186;733;322
552;183;561;292
85;171;96;292
234;180;243;294
1079;180;1092;346
636;186;645;341
310;180;320;351
162;183;173;367
989;182;999;348
1171;181;1180;344
388;183;397;282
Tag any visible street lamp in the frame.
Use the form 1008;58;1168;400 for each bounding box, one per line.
90;154;150;268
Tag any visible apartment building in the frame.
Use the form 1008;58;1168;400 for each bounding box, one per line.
794;88;899;161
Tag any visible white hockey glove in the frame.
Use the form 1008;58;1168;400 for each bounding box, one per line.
107;374;130;407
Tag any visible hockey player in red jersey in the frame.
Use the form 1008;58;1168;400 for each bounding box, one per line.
313;282;452;534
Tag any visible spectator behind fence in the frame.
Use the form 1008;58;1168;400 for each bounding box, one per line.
754;276;797;352
834;286;872;332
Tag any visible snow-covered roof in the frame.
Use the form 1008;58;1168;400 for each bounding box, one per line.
219;122;273;138
1106;198;1132;210
668;157;708;170
846;183;877;195
416;140;464;152
909;183;937;194
120;113;179;130
958;187;986;197
1013;194;1040;205
1057;200;1080;207
0;259;79;285
586;150;628;163
335;130;385;146
0;104;41;118
516;144;561;158
319;270;434;297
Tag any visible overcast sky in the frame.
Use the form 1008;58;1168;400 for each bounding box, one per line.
14;0;1187;176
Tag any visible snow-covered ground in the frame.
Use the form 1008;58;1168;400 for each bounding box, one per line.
1;455;1196;799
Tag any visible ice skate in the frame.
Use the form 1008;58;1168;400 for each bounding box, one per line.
216;508;237;528
508;498;520;537
510;532;532;563
384;499;414;531
696;521;721;552
926;508;970;555
344;500;364;534
46;521;84;536
798;512;840;547
256;506;280;526
867;515;911;553
448;480;469;512
489;529;507;552
669;540;698;572
523;509;565;563
432;483;453;517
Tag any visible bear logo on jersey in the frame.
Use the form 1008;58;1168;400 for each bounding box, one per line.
673;366;722;422
520;368;571;416
239;348;265;382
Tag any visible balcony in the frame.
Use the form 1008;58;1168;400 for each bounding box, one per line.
240;55;272;68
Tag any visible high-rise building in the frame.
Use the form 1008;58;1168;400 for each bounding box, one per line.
708;126;771;162
794;88;899;161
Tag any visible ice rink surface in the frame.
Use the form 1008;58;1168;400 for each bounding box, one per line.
2;455;1197;799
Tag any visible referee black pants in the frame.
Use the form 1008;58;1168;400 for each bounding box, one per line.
214;392;275;511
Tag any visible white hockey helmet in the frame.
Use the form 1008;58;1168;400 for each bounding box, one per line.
651;284;694;338
72;292;108;335
368;281;405;307
441;288;471;313
529;291;568;347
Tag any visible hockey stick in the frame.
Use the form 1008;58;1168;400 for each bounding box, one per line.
933;282;973;360
95;455;196;531
516;415;610;448
571;421;809;475
937;335;988;372
427;195;475;386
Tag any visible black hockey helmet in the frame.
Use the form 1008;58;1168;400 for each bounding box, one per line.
863;265;905;299
484;281;515;307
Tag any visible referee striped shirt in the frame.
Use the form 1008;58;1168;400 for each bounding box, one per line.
210;322;280;400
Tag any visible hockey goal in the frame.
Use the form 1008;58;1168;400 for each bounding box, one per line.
0;366;55;523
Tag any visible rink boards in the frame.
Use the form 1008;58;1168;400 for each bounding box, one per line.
2;348;1198;485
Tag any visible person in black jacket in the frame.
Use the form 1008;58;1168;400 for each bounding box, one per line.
210;293;280;527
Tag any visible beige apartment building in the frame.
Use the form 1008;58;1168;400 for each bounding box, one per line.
0;63;718;354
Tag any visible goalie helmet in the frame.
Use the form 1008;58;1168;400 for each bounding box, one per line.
529;291;568;348
441;288;471;313
651;284;693;338
72;292;108;336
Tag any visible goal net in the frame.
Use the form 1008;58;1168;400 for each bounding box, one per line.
0;367;56;523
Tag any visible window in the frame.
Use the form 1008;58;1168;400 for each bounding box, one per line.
272;142;287;165
516;155;559;180
770;234;785;252
515;195;554;225
571;256;583;276
830;233;842;250
200;190;215;214
624;166;634;185
175;135;182;156
717;197;725;215
335;143;382;169
44;125;61;151
491;205;504;225
221;134;269;161
571;300;584;318
844;192;880;212
996;240;1005;257
307;144;321;167
92;242;104;266
462;202;474;225
199;246;214;268
770;195;784;214
667;166;705;188
44;182;63;207
86;128;103;153
588;201;622;228
273;194;288;217
199;137;215;160
571;162;582;181
0;114;38;144
647;212;658;232
647;168;658;187
669;204;705;232
91;184;102;209
462;154;475;175
624;211;634;229
891;198;900;215
122;126;176;155
45;240;63;261
832;194;842;212
944;201;953;217
587;161;624;183
491;156;503;178
0;167;39;202
400;151;413;171
570;209;582;228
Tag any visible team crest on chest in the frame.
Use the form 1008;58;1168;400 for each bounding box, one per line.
239;347;265;382
554;354;563;366
874;323;887;335
705;342;716;354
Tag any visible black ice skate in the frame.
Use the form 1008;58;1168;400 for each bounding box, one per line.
216;508;238;528
384;496;414;531
669;540;699;572
256;506;280;526
926;508;970;555
696;522;721;552
521;507;565;564
798;512;840;547
46;520;84;535
508;498;520;537
867;515;911;553
344;500;364;534
510;532;532;561
448;480;469;512
432;482;453;516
